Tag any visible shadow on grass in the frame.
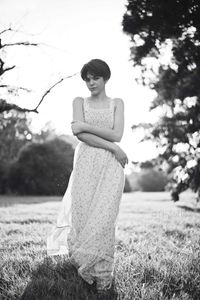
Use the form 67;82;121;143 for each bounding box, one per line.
177;205;200;213
20;256;118;300
143;198;170;202
0;195;61;207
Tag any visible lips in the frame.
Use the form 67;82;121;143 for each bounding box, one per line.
90;87;97;91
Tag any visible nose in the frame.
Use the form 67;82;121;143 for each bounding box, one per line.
88;78;95;85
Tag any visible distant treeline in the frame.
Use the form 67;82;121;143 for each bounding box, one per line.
0;137;74;195
127;168;168;192
0;112;168;195
0;133;134;195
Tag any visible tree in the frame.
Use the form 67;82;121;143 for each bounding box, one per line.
138;164;168;192
0;111;32;163
8;138;74;195
0;26;40;193
124;176;132;193
0;111;33;193
0;26;78;194
0;27;39;113
0;27;78;114
122;0;200;201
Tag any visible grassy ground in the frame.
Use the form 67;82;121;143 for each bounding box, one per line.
0;191;200;300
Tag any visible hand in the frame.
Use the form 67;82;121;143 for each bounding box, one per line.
71;120;86;135
113;145;128;168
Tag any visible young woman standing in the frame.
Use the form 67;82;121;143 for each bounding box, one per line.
47;58;128;292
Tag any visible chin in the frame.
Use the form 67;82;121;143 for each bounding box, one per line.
91;90;99;96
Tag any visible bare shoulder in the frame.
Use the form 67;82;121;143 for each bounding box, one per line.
72;96;84;107
112;98;124;110
72;97;84;121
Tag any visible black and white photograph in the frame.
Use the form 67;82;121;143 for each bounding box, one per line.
0;1;200;299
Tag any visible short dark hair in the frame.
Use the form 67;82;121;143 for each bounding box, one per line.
80;59;111;82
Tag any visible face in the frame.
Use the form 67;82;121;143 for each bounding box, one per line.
85;73;106;95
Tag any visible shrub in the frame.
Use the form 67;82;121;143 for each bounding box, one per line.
127;171;140;191
138;168;168;192
8;138;74;195
0;161;9;194
123;176;132;193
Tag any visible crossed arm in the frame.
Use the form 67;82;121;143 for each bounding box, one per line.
71;97;124;153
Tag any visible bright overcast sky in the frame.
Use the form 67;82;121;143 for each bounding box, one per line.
1;0;160;172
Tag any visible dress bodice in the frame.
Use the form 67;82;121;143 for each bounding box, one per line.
83;98;115;129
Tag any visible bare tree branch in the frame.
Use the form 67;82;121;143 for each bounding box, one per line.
0;65;16;76
0;26;79;114
1;41;38;49
0;85;32;93
34;72;79;111
0;27;12;35
0;57;16;76
0;72;79;114
0;27;80;115
0;22;49;37
0;26;72;55
0;26;40;37
0;99;38;113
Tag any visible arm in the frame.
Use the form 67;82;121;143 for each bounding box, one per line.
77;132;117;153
76;132;129;168
72;97;117;153
71;97;128;167
82;98;124;142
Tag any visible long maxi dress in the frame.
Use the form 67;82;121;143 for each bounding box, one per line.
46;97;125;287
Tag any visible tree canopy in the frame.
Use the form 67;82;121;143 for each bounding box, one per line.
122;0;200;201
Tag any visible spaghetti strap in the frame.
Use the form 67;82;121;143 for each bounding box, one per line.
82;98;86;120
83;97;89;111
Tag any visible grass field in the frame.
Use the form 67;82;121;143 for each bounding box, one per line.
0;191;200;300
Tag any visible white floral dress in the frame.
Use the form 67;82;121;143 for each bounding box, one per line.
47;97;125;288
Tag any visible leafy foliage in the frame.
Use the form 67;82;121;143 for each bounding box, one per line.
8;138;74;195
124;176;132;193
138;167;168;192
123;0;200;200
0;111;33;193
0;111;32;163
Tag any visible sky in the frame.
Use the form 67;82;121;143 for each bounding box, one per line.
0;0;160;173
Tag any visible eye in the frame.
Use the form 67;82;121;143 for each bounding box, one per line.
85;76;91;82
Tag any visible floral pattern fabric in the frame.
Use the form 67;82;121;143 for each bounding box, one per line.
46;97;125;287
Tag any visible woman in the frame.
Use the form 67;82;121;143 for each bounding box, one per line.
47;58;128;292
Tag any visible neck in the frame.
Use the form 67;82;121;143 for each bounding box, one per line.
90;90;108;102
